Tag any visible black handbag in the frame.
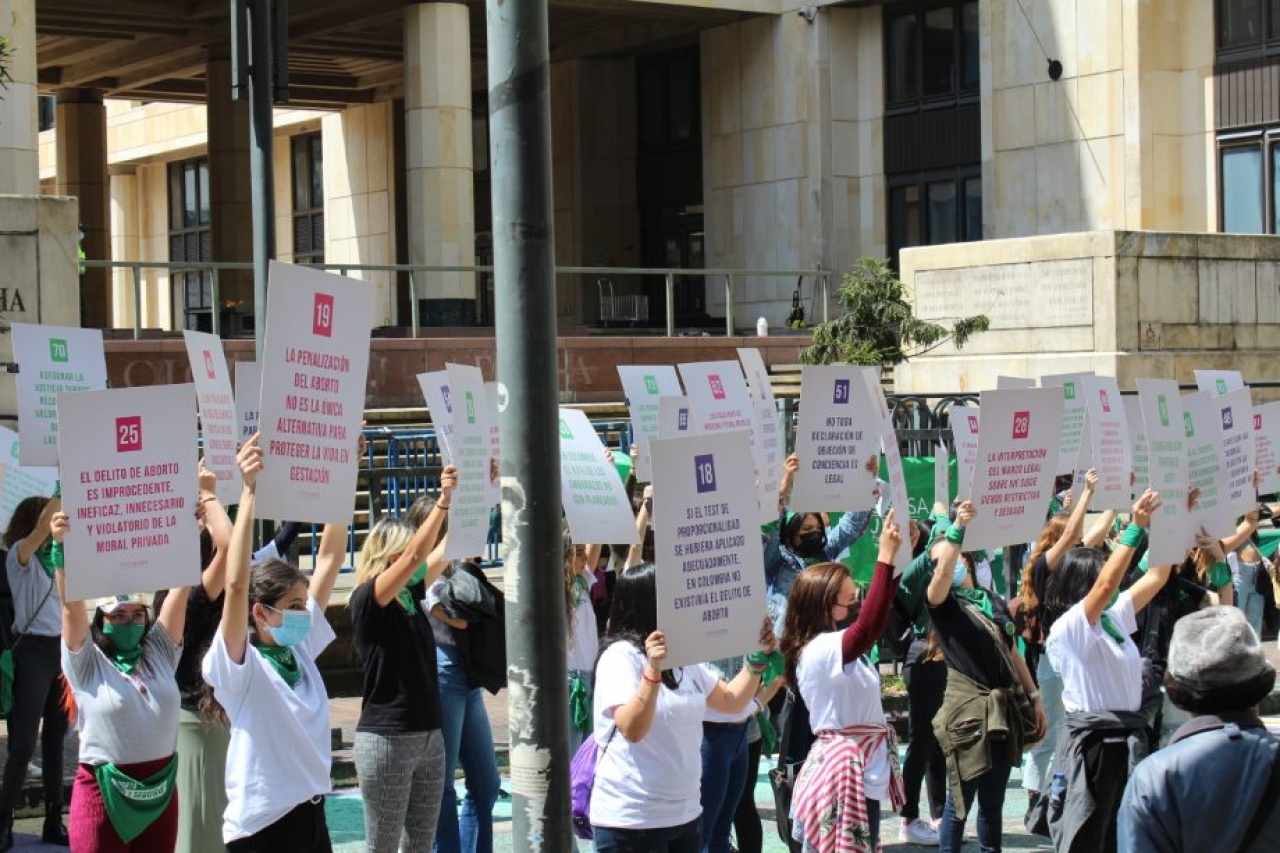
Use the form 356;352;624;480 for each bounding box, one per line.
767;688;809;852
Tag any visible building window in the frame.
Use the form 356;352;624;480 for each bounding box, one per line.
637;47;701;153
885;0;979;111
167;158;212;332
38;97;56;132
888;169;982;263
291;134;324;264
1217;0;1280;55
1216;133;1280;233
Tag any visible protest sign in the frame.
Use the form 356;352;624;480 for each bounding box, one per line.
255;263;372;525
1042;373;1092;476
652;430;767;669
789;365;878;512
182;331;241;503
1137;380;1196;566
1123;396;1148;500
1068;419;1092;508
558;408;642;546
58;385;200;600
754;400;784;525
418;371;456;463
1195;369;1245;396
0;427;59;534
10;323;108;466
737;348;775;403
1183;391;1235;540
234;361;262;447
1255;401;1280;495
658;395;696;440
618;366;683;482
1081;376;1133;510
996;376;1036;389
949;404;981;498
1214;387;1256;519
879;435;911;576
935;444;949;507
442;364;492;561
485;382;502;506
964;388;1063;552
843;455;958;585
678;361;770;519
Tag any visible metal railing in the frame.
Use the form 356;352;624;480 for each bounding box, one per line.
83;259;834;341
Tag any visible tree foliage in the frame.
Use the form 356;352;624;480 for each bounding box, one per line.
801;257;990;367
0;35;12;92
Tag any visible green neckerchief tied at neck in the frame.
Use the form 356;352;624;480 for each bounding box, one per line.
954;587;993;619
255;643;301;688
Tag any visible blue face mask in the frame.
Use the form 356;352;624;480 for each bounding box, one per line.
951;562;969;588
264;605;311;647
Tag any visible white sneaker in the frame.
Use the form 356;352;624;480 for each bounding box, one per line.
899;817;941;846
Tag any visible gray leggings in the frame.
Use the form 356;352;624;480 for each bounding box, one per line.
353;729;446;853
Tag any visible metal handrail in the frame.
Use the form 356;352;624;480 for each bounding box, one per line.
82;259;833;341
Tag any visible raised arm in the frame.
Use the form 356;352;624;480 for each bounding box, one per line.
928;501;973;606
778;453;798;513
1195;528;1234;607
1082;509;1116;549
198;465;233;601
220;435;264;664
1046;469;1097;570
842;510;904;664
373;466;457;606
16;495;61;565
310;521;346;611
626;485;652;569
50;511;89;652
1084;490;1160;624
613;631;668;743
824;454;881;557
156;584;191;645
1219;511;1261;554
708;618;778;715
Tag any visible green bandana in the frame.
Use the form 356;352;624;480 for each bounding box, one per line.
101;623;145;675
92;755;178;843
953;587;993;619
747;650;786;687
1099;612;1127;647
569;671;592;733
255;644;301;688
35;540;59;579
757;710;779;755
396;564;430;613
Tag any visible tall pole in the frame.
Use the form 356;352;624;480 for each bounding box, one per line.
486;1;570;849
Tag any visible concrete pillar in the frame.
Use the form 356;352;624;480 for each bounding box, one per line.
55;87;110;328
0;0;39;194
109;167;138;328
404;2;476;324
206;48;255;319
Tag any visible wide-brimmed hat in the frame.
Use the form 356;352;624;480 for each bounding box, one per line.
1167;606;1274;692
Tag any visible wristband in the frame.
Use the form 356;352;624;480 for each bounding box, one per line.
437;504;451;511
641;672;662;685
945;525;966;545
49;541;64;569
1119;523;1145;549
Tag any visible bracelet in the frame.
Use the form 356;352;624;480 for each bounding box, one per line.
1119;523;1145;548
945;525;966;545
199;496;218;504
437;504;451;511
640;672;662;685
1026;690;1041;702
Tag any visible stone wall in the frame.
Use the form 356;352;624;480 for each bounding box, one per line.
896;230;1280;398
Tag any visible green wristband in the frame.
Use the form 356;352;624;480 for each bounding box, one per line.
1119;523;1145;549
945;525;966;545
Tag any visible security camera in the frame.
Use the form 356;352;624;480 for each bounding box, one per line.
798;6;817;23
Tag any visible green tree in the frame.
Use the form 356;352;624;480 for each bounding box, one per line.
801;257;989;367
0;35;12;92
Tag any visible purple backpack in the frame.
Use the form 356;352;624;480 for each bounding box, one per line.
569;726;616;840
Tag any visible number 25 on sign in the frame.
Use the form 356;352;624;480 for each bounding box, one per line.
313;293;335;337
116;416;143;453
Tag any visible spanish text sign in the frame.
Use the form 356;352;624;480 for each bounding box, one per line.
1214;387;1256;519
234;361;262;447
1137;379;1195;567
10;323;108;466
790;365;878;512
1042;372;1092;476
618;366;683;482
965;389;1063;552
950;404;981;498
255;262;373;525
58;385;201;601
558;408;641;546
737;348;775;404
417;370;456;464
1255;401;1280;495
1183;390;1235;540
443;364;492;561
1195;370;1245;396
182;331;242;504
0;427;59;535
1081;375;1133;510
652;430;767;670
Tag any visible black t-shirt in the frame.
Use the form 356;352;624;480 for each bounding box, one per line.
350;579;442;733
178;584;225;712
927;593;1017;690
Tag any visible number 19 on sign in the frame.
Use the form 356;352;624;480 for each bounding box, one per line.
312;293;335;337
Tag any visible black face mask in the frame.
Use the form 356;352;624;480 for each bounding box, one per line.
795;530;826;558
835;605;860;631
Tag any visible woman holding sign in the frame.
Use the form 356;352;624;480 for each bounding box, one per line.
202;435;345;851
49;510;191;851
782;512;906;852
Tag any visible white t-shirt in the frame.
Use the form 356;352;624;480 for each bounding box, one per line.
795;631;891;802
1046;590;1142;714
202;596;336;842
703;657;756;724
565;569;599;673
589;641;716;830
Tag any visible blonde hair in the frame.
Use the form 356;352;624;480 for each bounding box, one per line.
355;517;415;586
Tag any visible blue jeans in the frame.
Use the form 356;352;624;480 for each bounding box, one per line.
699;722;749;853
434;645;501;853
939;739;1010;853
594;817;702;852
1233;563;1266;637
1023;654;1064;793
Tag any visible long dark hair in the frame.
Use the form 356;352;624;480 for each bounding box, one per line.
782;512;825;550
1041;546;1107;631
90;605;154;662
248;559;309;631
3;496;49;548
593;562;677;690
781;562;849;687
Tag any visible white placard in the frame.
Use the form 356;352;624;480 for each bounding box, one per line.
1068;419;1092;509
1042;373;1092;475
255;263;372;525
935;444;949;507
996;376;1036;389
789;365;878;512
737;348;775;403
58;385;200;600
652;430;767;670
1195;369;1245;396
484;382;502;507
234;361;262;447
443;364;492;561
1255;401;1280;495
182;331;242;504
950;405;981;498
1081;376;1133;510
618;366;684;482
1137;380;1195;567
880;434;911;576
418;371;456;464
678;361;769;519
754;400;783;525
10;323;108;466
1123;396;1148;501
965;389;1063;552
1214;387;1256;519
1183;391;1235;540
0;427;59;534
558;408;642;546
658;396;696;440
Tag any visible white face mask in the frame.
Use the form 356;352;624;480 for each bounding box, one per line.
974;558;993;591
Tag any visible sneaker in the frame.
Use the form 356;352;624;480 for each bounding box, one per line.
899;817;940;846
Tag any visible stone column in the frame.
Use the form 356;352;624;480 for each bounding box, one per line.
55;87;110;328
109;166;138;328
206;47;255;316
0;0;39;195
404;2;476;325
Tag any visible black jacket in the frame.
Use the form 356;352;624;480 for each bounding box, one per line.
436;562;506;694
